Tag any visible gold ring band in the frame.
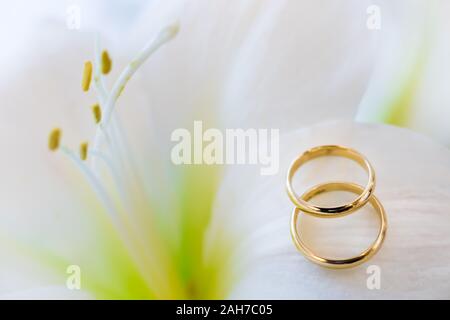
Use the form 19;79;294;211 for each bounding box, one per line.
286;145;375;217
290;182;387;269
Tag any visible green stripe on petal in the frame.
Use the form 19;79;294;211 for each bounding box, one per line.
381;44;428;127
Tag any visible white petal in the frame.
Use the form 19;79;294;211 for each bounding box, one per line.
219;0;378;130
209;120;450;299
357;0;450;146
129;0;378;132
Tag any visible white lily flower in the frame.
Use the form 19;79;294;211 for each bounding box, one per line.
1;1;449;299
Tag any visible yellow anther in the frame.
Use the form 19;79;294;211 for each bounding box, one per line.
82;61;93;91
48;128;61;151
101;50;112;75
80;142;88;161
91;103;102;124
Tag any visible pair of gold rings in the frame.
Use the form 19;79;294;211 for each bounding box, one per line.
286;145;387;269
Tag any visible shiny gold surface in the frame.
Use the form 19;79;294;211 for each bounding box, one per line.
286;145;375;217
290;182;387;269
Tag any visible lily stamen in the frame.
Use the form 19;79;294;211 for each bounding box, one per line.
91;103;102;124
82;61;93;92
46;24;181;296
48;128;61;151
101;50;112;75
80;142;88;161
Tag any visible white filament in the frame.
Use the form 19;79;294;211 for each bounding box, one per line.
60;146;121;224
90;22;179;175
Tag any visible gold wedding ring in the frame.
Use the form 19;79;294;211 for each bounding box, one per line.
287;145;387;269
286;145;375;217
290;182;387;269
